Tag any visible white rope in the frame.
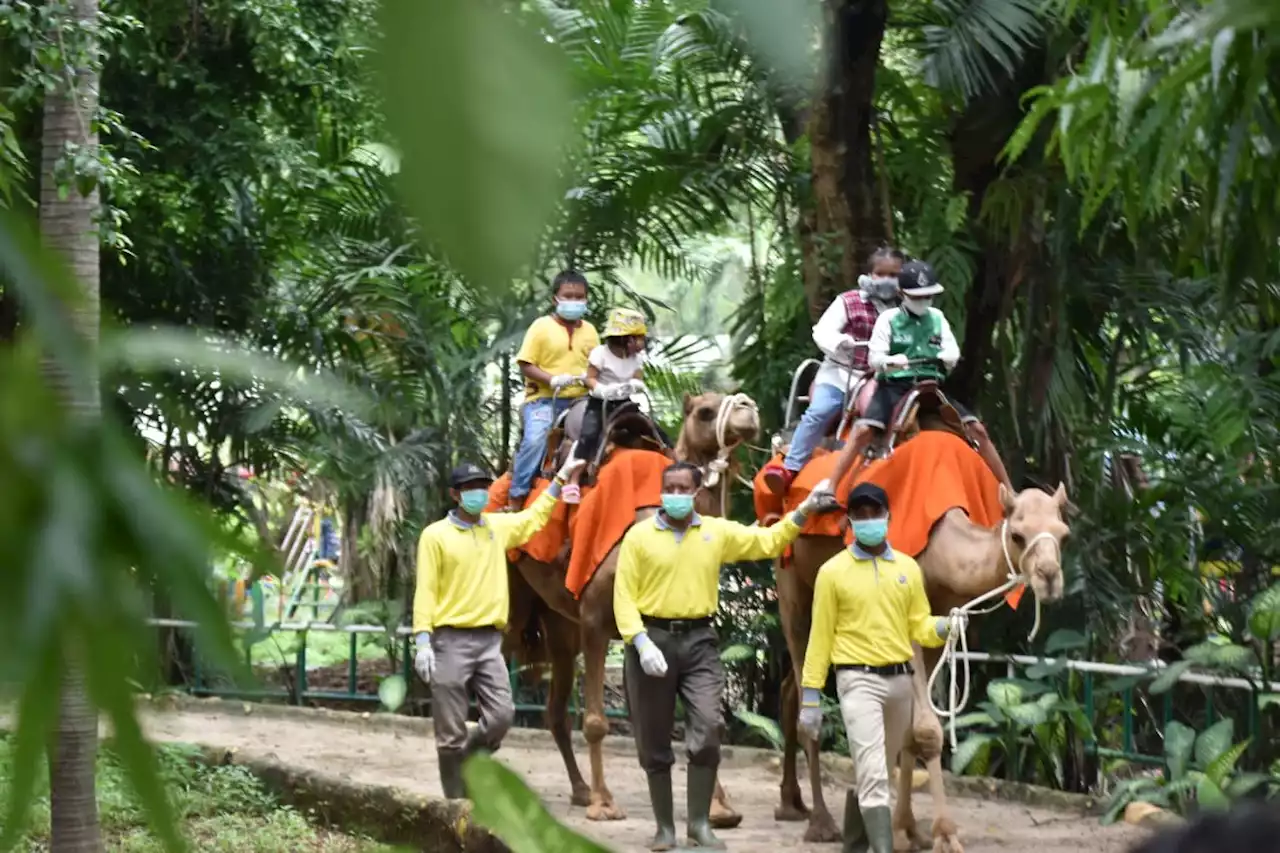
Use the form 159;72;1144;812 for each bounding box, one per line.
700;393;758;511
926;520;1060;749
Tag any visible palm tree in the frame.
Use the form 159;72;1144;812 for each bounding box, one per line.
39;0;104;848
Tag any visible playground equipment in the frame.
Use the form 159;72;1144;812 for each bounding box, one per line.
277;499;344;622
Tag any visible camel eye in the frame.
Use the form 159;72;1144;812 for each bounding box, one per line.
697;407;716;421
1012;532;1026;548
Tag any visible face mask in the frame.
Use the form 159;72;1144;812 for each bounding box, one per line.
869;276;899;302
556;299;588;321
902;296;932;316
851;516;889;547
459;489;490;515
661;493;695;520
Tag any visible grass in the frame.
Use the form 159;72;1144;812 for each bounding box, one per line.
0;736;399;852
235;629;393;670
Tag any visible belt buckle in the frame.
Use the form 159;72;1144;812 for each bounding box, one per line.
669;619;689;633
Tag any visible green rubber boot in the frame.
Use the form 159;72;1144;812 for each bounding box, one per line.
686;764;726;849
645;770;678;851
842;790;869;853
437;749;467;799
861;805;893;853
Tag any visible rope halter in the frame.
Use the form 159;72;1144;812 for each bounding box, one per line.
699;393;759;511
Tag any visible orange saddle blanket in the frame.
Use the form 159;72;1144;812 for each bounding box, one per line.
753;430;1004;559
486;474;582;565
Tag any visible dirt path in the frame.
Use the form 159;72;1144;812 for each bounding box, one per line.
136;706;1144;853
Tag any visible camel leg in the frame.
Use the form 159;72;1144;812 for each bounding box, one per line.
776;565;839;842
775;670;810;821
710;776;742;829
912;646;961;853
581;619;625;821
545;610;590;807
893;745;926;852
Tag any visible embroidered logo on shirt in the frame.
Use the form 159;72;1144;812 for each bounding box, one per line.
897;574;907;585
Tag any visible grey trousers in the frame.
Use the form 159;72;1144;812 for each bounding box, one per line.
624;622;724;775
431;626;515;754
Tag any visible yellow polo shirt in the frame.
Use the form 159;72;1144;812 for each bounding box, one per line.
614;512;803;642
516;315;599;401
413;486;560;633
801;544;944;688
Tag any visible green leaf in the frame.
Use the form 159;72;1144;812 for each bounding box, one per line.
1259;693;1280;711
1226;772;1275;798
1247;584;1280;642
463;754;613;853
1149;660;1192;694
1006;701;1050;727
1194;719;1235;768
378;675;407;713
953;712;996;729
375;0;575;290
1043;628;1087;654
720;643;756;663
1025;658;1068;680
1196;774;1230;812
1206;738;1250;787
951;733;993;774
717;0;819;90
986;680;1025;709
1164;720;1197;781
733;708;784;750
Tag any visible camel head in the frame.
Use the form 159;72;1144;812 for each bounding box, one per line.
999;482;1071;602
679;391;760;459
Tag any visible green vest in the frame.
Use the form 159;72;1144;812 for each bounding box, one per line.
882;309;945;382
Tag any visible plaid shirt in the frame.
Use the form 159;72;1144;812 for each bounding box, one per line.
839;290;882;372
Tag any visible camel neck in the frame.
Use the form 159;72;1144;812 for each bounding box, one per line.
928;508;1011;599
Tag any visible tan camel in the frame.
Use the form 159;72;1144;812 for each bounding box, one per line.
507;391;762;824
773;482;1070;851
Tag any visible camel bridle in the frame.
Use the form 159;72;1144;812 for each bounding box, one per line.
698;393;759;512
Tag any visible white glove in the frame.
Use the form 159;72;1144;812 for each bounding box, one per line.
941;355;959;370
810;478;833;497
627;378;647;395
884;354;910;368
936;609;968;639
556;444;586;481
633;633;668;677
593;382;629;400
836;336;859;355
414;633;435;683
795;488;830;516
550;374;580;391
798;688;823;742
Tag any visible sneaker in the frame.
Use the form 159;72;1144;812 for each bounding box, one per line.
761;462;795;497
562;483;582;504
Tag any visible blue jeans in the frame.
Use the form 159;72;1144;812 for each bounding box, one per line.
783;382;846;472
511;397;574;499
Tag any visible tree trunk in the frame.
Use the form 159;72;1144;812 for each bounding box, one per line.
802;0;891;320
39;0;103;849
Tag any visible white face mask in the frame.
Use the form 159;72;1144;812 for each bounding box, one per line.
902;296;932;316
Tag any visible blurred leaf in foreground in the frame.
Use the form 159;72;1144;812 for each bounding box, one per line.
462;754;612;853
375;0;575;290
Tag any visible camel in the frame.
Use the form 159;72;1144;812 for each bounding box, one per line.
506;390;762;825
772;479;1070;852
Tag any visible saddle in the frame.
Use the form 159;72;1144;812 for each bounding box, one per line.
773;366;877;457
542;397;671;482
865;379;974;460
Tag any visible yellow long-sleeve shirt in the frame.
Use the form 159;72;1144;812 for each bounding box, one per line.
413;486;560;633
801;544;944;689
614;512;803;642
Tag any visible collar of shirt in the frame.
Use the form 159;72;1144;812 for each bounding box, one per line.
850;542;895;561
447;510;486;530
655;511;703;531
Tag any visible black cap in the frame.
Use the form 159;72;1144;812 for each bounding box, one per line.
846;482;889;511
449;461;494;488
897;260;943;297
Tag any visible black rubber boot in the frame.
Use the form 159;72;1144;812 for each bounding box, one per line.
437;749;467;799
686;764;726;849
645;770;678;851
464;729;498;758
861;805;893;853
842;790;868;853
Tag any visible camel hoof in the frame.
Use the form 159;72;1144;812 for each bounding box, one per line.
586;802;627;822
709;808;743;830
570;785;592;808
803;811;842;844
932;835;963;853
774;803;810;822
895;827;927;852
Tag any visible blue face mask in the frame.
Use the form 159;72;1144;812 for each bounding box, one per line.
556;299;588;321
661;493;695;520
851;516;889;547
459;488;490;515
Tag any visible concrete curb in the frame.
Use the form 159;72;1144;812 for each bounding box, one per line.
140;694;1104;815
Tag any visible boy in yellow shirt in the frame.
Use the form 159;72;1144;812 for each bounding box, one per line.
509;269;600;510
798;483;960;853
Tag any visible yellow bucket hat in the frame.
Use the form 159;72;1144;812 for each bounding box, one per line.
602;307;647;339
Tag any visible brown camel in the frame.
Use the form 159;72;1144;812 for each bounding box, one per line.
773;481;1070;851
507;390;762;824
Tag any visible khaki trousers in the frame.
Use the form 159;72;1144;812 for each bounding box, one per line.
624;623;724;775
836;669;913;808
431;626;514;753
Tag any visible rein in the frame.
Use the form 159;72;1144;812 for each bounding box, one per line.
926;520;1060;749
698;393;759;511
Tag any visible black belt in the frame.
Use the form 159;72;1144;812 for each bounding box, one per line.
835;662;912;677
642;616;714;634
436;624;499;632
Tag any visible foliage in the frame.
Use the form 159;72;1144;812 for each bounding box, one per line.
462;754;611;853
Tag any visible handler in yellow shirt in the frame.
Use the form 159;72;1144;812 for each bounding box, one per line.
615;461;825;851
798;482;961;853
413;452;584;799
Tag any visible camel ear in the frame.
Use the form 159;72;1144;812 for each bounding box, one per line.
998;482;1016;515
1052;481;1080;518
683;392;695;415
1052;482;1068;506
